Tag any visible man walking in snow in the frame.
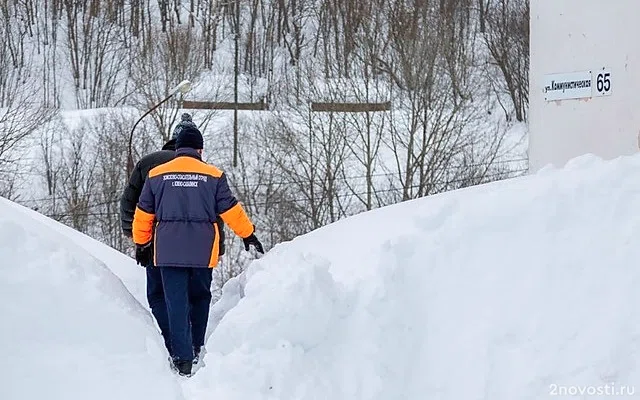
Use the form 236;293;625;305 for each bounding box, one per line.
132;125;264;376
119;113;226;358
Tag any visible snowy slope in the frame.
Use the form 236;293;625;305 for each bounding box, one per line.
2;196;148;305
181;153;640;400
0;197;182;400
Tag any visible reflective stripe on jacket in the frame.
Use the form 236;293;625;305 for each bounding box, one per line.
132;148;254;268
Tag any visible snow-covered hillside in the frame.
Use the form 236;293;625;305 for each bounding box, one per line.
3;152;640;400
0;197;181;400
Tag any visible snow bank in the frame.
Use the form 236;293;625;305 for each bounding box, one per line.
1;197;147;304
0;197;182;400
184;153;640;399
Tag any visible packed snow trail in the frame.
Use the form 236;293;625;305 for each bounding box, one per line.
0;197;183;400
182;153;640;400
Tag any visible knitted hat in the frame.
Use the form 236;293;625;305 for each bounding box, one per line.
172;113;198;140
176;126;204;150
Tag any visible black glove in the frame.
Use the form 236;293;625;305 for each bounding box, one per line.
135;242;153;267
243;233;264;254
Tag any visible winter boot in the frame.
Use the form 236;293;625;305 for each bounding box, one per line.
173;359;192;376
193;346;202;365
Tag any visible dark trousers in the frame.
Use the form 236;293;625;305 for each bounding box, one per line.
160;266;213;362
146;266;172;355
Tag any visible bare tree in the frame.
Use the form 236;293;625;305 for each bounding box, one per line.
373;0;508;202
337;13;391;211
483;0;529;122
259;105;350;229
0;11;57;198
93;113;136;251
62;0;129;108
198;0;223;69
129;24;206;143
37;120;65;214
57;127;98;233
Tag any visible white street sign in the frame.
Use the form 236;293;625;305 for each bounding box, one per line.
543;70;593;101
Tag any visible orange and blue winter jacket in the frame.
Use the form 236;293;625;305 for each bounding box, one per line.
132;148;254;268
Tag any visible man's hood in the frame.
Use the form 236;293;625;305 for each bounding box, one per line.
162;138;177;151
